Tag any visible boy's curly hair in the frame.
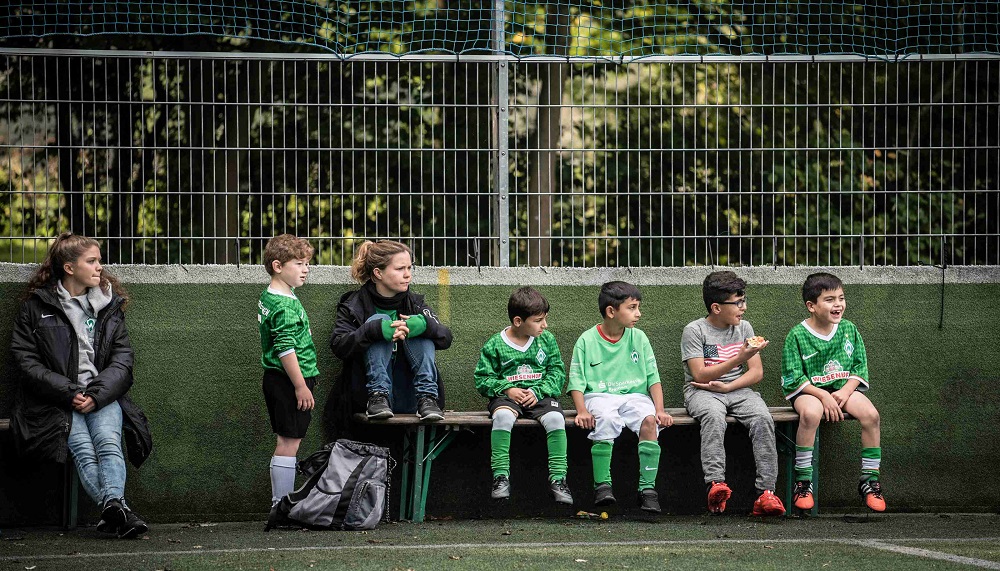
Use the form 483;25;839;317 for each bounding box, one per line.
263;234;315;275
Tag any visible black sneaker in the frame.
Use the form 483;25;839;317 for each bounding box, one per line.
639;489;661;513
117;504;149;539
417;396;444;422
549;478;574;505
98;498;126;533
366;392;393;420
594;483;616;507
491;475;511;500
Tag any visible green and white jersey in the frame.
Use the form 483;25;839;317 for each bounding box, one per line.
258;287;319;378
780;319;868;399
474;329;566;399
567;325;661;396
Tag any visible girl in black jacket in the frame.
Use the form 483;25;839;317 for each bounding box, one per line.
10;233;149;539
330;240;451;422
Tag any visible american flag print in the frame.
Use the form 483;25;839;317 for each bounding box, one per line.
703;342;742;368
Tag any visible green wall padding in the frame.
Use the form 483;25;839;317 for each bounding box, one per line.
1;281;998;521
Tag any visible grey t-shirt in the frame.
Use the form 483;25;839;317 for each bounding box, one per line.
681;317;755;384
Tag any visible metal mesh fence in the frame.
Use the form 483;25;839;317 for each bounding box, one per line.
2;1;999;58
1;51;997;266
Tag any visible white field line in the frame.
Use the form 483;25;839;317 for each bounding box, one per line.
845;539;1000;570
1;537;998;563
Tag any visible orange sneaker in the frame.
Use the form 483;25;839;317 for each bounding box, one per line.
706;481;732;514
859;478;886;512
751;490;786;516
792;480;814;511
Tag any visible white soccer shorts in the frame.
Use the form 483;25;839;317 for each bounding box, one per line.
583;393;660;441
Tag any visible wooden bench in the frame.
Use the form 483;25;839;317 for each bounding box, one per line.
0;418;80;529
353;407;840;522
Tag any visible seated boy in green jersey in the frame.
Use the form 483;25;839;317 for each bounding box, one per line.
568;281;674;513
781;272;886;512
474;287;573;505
258;234;319;509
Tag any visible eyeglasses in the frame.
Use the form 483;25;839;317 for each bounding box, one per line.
718;298;748;309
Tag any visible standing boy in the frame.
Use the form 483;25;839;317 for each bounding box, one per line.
568;281;673;513
681;271;785;516
474;287;572;505
781;272;885;512
258;234;319;508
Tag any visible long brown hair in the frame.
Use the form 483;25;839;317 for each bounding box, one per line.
24;232;129;306
349;240;412;283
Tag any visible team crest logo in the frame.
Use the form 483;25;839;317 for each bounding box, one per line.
536;349;546;364
824;360;843;375
631;350;639;364
844;339;854;357
517;364;533;376
84;318;95;334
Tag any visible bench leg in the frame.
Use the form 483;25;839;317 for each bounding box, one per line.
399;429;417;521
62;461;79;530
410;426;427;523
776;422;797;512
811;430;820;516
415;427;457;523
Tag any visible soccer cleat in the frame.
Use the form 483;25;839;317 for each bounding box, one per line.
792;480;814;511
416;396;444;422
638;489;661;513
549;478;574;505
98;498;126;533
366;392;393;420
594;483;617;507
751;490;787;516
117;506;149;539
491;475;511;500
706;481;732;514
859;478;886;512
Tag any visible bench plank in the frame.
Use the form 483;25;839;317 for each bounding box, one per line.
353;406;799;427
0;419;9;431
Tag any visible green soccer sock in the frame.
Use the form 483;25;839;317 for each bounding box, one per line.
591;440;614;486
490;429;511;478
546;429;568;481
861;447;881;481
637;440;661;491
794;445;814;481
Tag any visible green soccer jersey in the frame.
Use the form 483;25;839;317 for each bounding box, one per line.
258;287;319;378
780;319;868;399
474;329;566;399
567;325;661;395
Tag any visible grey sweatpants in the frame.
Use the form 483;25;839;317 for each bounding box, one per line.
684;387;778;491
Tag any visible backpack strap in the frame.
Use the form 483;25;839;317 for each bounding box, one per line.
331;456;372;529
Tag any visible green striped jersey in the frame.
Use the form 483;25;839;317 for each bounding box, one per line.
474;329;566;398
780;319;868;399
567;325;661;395
258;287;319;378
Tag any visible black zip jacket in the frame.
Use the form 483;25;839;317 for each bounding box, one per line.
328;285;452;430
9;285;150;466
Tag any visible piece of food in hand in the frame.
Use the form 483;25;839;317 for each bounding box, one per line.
746;336;767;348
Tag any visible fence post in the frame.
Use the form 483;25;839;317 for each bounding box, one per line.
493;0;510;267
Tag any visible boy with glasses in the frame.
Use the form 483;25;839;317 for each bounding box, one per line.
681;271;786;516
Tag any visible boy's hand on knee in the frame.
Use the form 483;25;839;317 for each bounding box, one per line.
820;392;844;422
574;410;595;429
656;411;674;427
295;385;315;411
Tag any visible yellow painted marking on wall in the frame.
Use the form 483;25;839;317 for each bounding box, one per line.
437;268;450;322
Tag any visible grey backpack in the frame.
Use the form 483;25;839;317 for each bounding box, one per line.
265;439;394;531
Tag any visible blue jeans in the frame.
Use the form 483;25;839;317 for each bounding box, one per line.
67;400;126;506
364;314;438;414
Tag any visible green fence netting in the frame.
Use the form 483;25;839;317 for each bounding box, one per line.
1;1;998;58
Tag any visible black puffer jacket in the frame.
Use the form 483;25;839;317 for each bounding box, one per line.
9;285;150;466
329;285;452;425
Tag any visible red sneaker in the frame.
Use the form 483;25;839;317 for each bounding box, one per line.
859;478;886;512
706;481;732;514
792;480;814;511
751;490;786;516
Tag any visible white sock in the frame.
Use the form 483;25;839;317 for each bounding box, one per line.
270;456;297;505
